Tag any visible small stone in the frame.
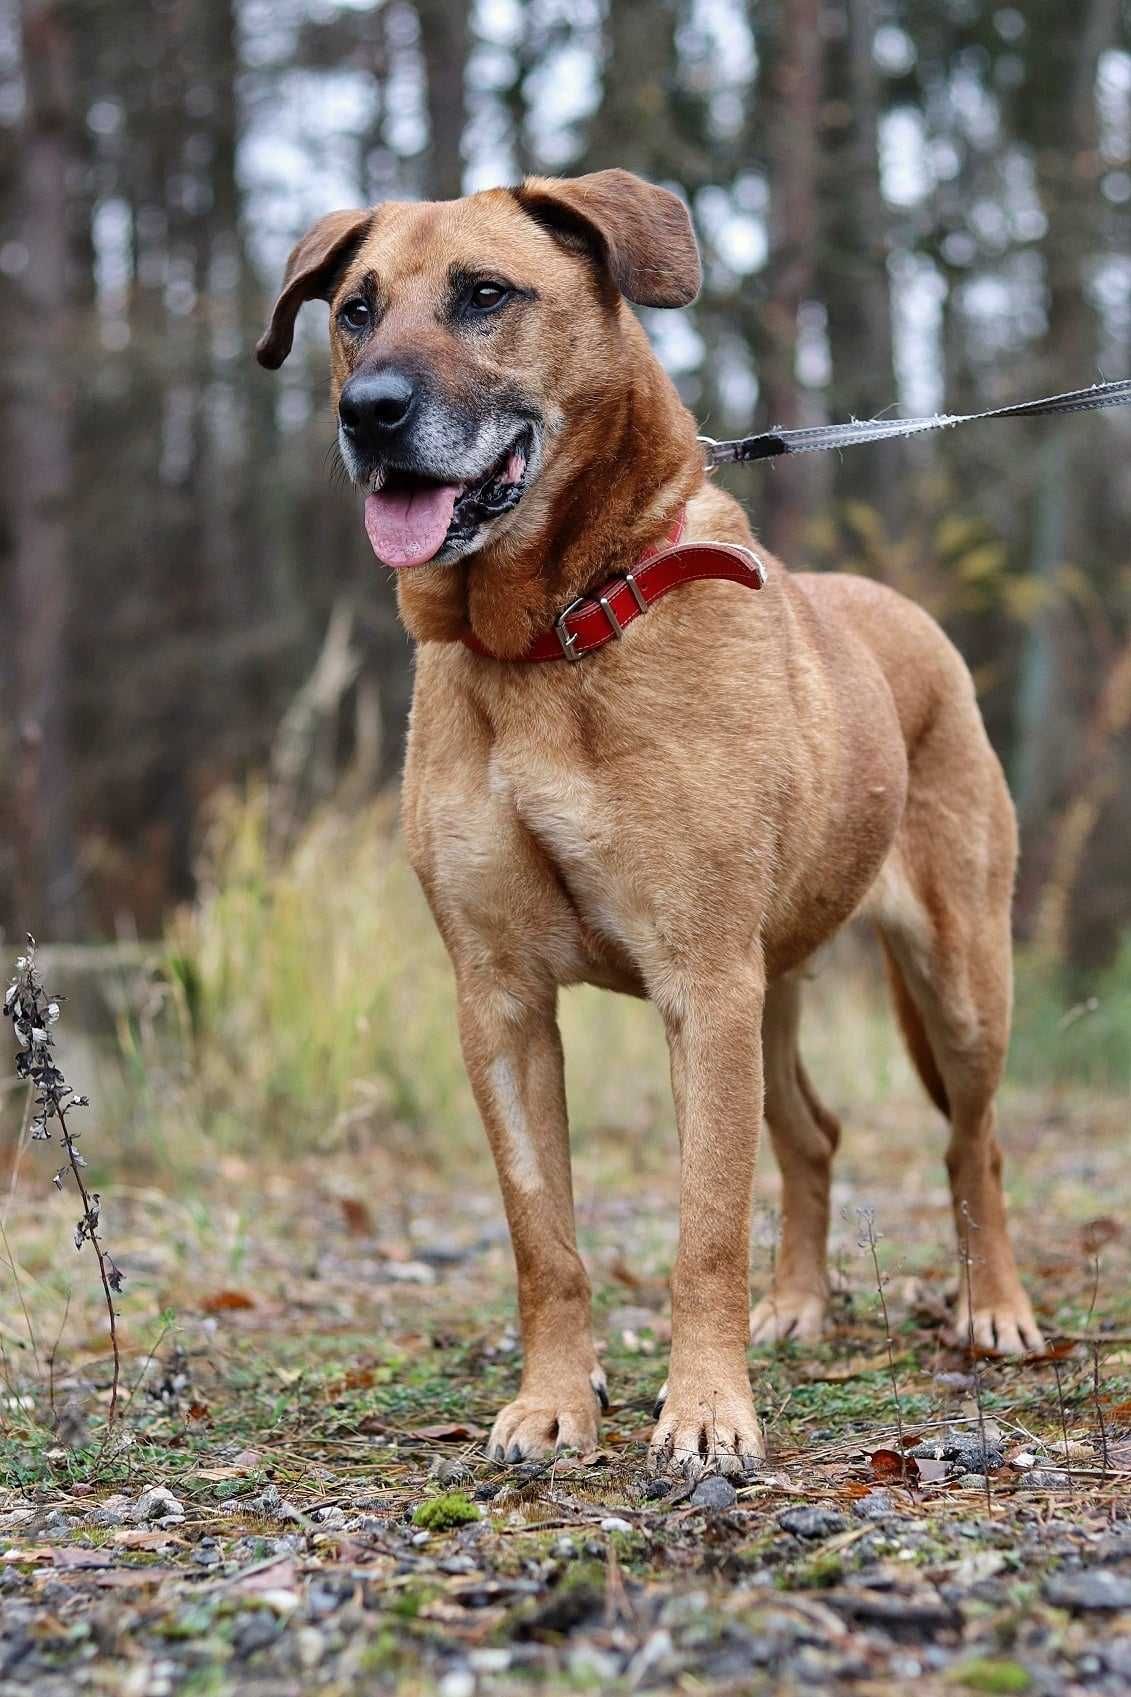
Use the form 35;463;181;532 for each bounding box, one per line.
853;1489;895;1521
1043;1570;1131;1612
429;1457;471;1487
1019;1469;1072;1490
234;1612;279;1656
777;1505;848;1539
568;1644;621;1683
468;1647;512;1673
88;1493;132;1527
312;1505;347;1529
956;1474;989;1490
294;1627;325;1669
908;1433;1003;1473
439;1673;476;1697
600;1516;633;1534
133;1485;185;1523
690;1476;737;1511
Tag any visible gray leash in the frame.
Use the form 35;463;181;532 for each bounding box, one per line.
701;377;1131;468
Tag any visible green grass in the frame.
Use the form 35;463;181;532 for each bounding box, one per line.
21;787;1128;1191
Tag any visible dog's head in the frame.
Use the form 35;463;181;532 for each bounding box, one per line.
257;171;700;574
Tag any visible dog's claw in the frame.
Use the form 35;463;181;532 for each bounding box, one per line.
590;1368;609;1411
649;1379;764;1481
652;1379;669;1421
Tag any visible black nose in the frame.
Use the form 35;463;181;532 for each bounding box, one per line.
339;368;417;441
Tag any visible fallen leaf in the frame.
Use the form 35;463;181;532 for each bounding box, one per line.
110;1529;187;1549
1080;1217;1122;1256
325;1366;378;1396
870;1448;919;1483
916;1458;951;1485
233;1557;297;1594
405;1421;486;1442
201;1289;256;1313
340;1198;373;1237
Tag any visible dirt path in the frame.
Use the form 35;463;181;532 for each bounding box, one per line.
1;1098;1129;1696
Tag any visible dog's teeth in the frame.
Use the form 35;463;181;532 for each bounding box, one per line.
369;468;386;494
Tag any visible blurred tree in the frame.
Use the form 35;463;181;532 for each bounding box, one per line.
0;0;1129;972
7;0;76;936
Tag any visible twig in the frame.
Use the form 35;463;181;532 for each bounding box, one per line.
856;1208;909;1476
0;1217;41;1375
959;1202;993;1520
1051;1359;1075;1500
1092;1343;1110;1478
47;1286;72;1422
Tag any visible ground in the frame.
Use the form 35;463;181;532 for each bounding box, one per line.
1;1072;1129;1696
1;862;1129;1695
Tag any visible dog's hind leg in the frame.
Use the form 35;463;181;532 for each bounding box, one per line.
749;974;840;1346
874;741;1044;1356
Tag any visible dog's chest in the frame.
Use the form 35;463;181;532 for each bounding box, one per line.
490;752;656;964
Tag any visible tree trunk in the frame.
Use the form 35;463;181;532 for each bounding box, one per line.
8;0;76;937
760;0;823;562
1013;0;1118;938
416;0;469;200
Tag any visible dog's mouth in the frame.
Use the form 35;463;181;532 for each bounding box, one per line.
362;430;532;570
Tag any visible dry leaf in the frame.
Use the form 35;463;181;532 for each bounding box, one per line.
405;1421;486;1441
201;1289;256;1313
1080;1217;1122;1256
340;1197;373;1237
870;1448;919;1483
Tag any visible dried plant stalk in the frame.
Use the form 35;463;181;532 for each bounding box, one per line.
4;937;122;1420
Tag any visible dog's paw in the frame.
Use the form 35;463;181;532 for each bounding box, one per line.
649;1379;764;1481
949;1296;1045;1356
749;1289;826;1347
487;1370;606;1463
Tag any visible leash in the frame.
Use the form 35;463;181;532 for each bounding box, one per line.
700;377;1131;468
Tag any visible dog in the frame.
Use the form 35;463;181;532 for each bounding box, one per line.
258;169;1044;1477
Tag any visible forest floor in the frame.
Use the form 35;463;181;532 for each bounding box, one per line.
1;1069;1130;1697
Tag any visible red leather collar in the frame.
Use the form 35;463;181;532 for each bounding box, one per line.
461;509;768;662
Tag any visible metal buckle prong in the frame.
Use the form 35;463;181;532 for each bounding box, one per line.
624;568;648;614
554;596;586;661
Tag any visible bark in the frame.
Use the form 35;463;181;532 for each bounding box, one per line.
760;0;823;562
9;0;76;936
416;0;469;200
1013;0;1119;938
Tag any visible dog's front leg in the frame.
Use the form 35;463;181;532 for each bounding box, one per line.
651;962;766;1478
457;980;605;1461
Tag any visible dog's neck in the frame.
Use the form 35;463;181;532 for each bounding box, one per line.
393;317;705;659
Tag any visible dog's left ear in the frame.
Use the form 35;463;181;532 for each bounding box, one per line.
256;208;373;369
514;169;700;308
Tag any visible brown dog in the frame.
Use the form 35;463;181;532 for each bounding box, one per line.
259;170;1044;1477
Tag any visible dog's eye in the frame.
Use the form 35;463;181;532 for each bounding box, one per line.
468;281;509;313
340;298;371;333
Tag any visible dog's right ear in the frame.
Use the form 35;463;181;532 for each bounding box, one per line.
256;209;373;369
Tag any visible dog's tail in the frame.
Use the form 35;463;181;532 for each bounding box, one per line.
880;940;950;1119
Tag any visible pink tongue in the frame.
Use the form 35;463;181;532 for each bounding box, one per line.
364;482;461;569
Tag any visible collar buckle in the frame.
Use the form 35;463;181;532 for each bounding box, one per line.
554;597;587;661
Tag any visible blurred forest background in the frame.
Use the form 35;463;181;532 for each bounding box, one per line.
1;0;1130;977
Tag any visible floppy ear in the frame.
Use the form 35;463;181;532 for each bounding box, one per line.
256;208;373;369
513;169;700;308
